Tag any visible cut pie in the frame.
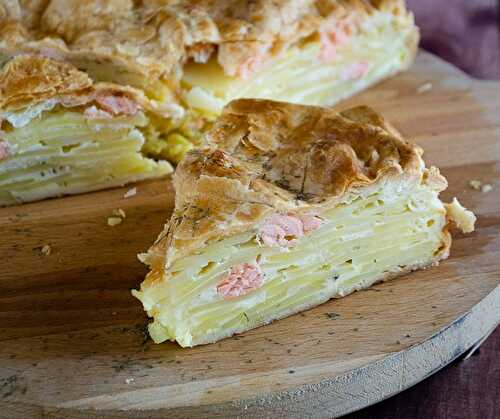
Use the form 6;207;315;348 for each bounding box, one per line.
0;55;171;206
132;99;476;347
1;0;419;165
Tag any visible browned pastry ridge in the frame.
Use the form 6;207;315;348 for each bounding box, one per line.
0;54;169;115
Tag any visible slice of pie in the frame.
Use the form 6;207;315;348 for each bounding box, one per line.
1;0;419;164
132;99;476;347
0;55;171;206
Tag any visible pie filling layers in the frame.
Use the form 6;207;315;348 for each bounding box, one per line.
144;12;417;159
182;12;415;113
133;181;448;347
0;109;171;206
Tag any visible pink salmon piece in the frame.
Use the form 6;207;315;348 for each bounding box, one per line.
217;263;264;299
0;142;8;161
319;23;350;62
95;95;138;116
341;61;369;81
259;213;323;247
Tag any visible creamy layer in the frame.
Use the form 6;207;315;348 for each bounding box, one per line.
0;110;171;205
133;181;448;347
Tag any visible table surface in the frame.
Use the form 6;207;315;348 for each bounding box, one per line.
1;52;499;419
346;327;499;419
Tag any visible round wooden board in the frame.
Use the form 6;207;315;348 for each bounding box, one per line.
1;52;499;418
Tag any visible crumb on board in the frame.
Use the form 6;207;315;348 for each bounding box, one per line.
40;244;51;256
124;187;137;199
112;208;126;218
416;82;433;94
125;378;135;384
107;217;123;226
469;179;494;193
445;197;476;233
481;184;493;193
107;208;127;226
469;179;482;190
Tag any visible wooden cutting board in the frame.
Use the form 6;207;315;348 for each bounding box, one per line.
1;51;499;419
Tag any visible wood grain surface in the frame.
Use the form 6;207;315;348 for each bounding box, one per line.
0;51;499;419
345;327;500;419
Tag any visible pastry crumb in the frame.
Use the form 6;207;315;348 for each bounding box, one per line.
40;244;51;256
125;377;135;384
417;82;432;94
124;187;137;198
481;183;493;193
469;179;482;190
445;197;476;233
469;179;493;193
112;208;126;218
107;217;123;226
108;208;126;226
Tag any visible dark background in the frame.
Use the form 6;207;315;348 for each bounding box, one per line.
408;0;500;80
346;1;500;418
344;333;499;418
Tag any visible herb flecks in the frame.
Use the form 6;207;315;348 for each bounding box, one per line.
325;312;340;320
189;205;211;232
296;191;314;201
1;375;27;399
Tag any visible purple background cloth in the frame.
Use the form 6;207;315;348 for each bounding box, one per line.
407;0;500;80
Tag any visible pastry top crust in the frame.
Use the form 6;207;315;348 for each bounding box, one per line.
0;55;179;116
0;54;92;111
0;0;415;81
143;99;431;270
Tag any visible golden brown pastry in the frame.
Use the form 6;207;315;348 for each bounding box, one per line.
0;0;419;164
0;55;171;206
133;99;475;347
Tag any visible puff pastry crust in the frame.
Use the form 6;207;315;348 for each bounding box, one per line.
158;100;424;263
0;54;175;115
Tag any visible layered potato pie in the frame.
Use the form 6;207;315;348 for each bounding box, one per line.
0;0;419;204
132;99;476;347
0;55;172;205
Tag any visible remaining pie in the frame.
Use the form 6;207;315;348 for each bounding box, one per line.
1;0;419;169
0;55;172;206
132;99;476;347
